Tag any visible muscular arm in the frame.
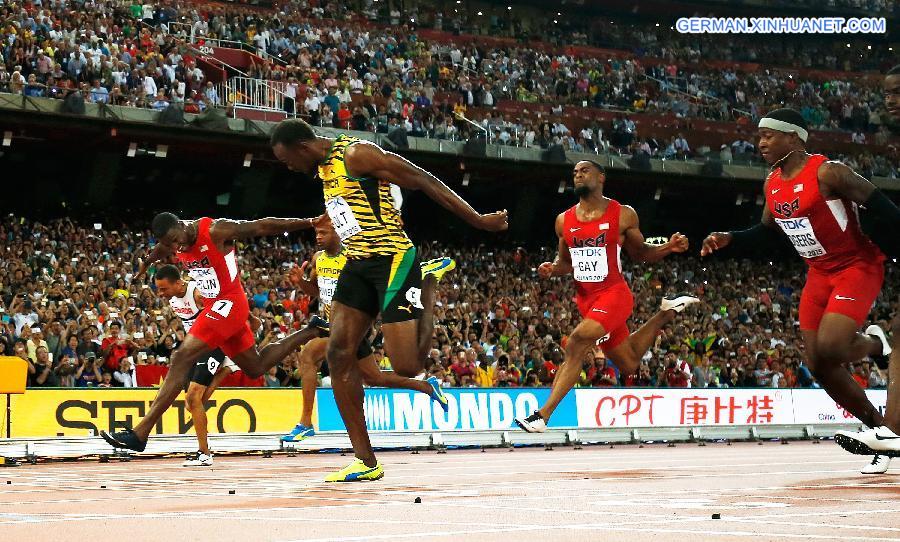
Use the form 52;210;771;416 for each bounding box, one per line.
289;253;320;301
620;205;688;263
548;213;573;277
344;142;507;231
192;287;205;311
303;254;320;301
818;160;875;203
135;244;174;281
820;160;900;254
209;216;315;244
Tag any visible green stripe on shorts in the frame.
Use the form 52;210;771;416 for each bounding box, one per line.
383;247;417;312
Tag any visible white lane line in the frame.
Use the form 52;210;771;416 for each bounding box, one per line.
277;521;900;542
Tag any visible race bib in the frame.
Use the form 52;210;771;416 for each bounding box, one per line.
775;217;826;258
188;267;221;298
317;275;338;308
325;196;362;241
570;246;609;283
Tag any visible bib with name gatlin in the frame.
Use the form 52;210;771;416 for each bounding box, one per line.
318;135;413;259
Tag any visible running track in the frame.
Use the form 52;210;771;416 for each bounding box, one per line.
1;441;898;541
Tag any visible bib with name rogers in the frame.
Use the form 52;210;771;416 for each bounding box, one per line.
775;217;826;259
570;246;610;282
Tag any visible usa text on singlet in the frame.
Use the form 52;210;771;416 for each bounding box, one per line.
318;135;413;259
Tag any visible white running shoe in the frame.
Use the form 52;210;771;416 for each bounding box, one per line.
183;451;213;467
661;293;700;313
861;454;891;474
514;410;547;433
865;324;892;370
836;426;900;455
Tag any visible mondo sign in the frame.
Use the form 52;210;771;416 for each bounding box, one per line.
316;388;578;432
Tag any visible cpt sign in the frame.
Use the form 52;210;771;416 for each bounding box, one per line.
774;198;800;218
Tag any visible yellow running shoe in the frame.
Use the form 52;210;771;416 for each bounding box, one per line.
421;257;456;282
324;458;384;482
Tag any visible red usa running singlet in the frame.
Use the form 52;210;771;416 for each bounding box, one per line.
766;154;884;273
175;217;245;299
562;199;625;299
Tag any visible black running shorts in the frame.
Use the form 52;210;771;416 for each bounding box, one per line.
332;247;423;324
188;349;229;388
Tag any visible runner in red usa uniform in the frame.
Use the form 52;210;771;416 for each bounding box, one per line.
515;160;699;432
176;217;255;357
702;109;898;470
101;212;326;452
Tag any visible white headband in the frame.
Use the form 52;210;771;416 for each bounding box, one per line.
758;118;808;142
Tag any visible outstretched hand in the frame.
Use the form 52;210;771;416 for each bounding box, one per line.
478;210;509;232
700;232;732;257
667;232;689;253
288;261;311;287
537;262;555;279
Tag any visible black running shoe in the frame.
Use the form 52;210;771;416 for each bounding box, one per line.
100;429;147;452
305;315;331;337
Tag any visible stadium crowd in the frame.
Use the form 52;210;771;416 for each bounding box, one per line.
1;215;896;391
1;1;896;164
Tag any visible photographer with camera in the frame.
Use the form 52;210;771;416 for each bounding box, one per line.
75;352;104;387
113;357;137;388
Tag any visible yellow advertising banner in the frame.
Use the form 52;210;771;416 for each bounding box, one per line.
8;388;308;438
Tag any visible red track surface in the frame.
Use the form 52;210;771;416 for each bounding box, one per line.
1;441;898;541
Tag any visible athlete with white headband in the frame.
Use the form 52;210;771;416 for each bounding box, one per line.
701;107;900;474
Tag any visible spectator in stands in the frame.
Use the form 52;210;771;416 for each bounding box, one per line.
151;91;170;111
113;357;137;387
595;357;618;387
89;80;109;104
75;352;104;387
98;371;114;388
100;321;134;372
31;346;59;387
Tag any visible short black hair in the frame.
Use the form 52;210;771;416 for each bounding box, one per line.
762;108;808;131
154;264;181;283
888;64;900;76
151;212;180;239
580;159;606;174
270;118;316;147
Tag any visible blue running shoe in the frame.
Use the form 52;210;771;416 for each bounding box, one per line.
304;315;330;337
281;423;316;442
427;376;449;413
